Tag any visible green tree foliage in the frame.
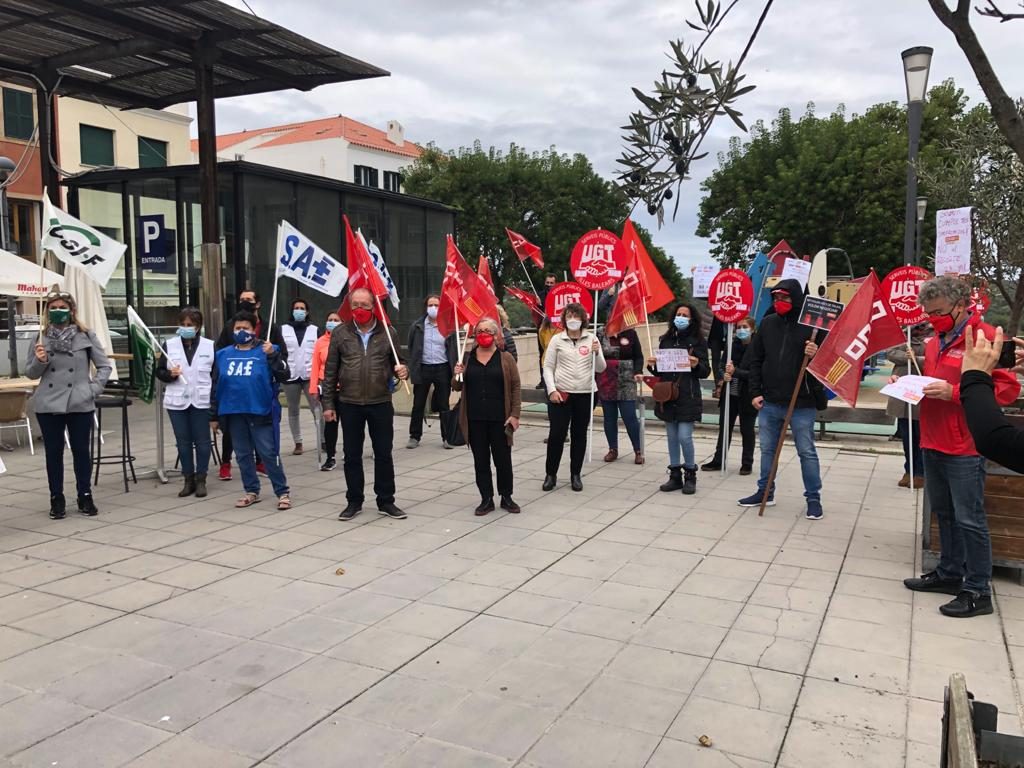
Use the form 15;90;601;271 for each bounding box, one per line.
402;142;686;317
919;101;1024;333
696;81;972;275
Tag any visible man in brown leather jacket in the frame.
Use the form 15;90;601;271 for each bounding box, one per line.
322;288;409;520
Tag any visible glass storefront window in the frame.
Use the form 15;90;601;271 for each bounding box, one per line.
244;175;295;316
128;178;180;330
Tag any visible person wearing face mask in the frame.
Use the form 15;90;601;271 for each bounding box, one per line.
209;311;292;510
740;279;826;518
156;307;215;498
26;290;112;520
322;288;409;520
452;317;522;514
281;297;319;457
215;289;288;481
309;310;342;471
647;302;711;494
901;276;1020;618
542;303;606;492
596;324;645;465
702;316;757;474
406;294;458;449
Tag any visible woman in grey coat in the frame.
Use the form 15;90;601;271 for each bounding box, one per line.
26;290;112;519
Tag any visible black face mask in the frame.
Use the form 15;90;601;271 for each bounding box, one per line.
238;300;256;312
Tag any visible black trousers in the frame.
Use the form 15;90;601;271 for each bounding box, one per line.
323;419;339;459
339;401;395;505
409;363;451;441
711;392;756;468
546;392;590;476
37;411;93;498
468;419;513;499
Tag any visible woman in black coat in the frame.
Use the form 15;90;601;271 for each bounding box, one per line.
646;301;710;494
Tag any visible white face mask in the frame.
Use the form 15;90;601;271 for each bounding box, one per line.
426;306;439;320
565;319;583;332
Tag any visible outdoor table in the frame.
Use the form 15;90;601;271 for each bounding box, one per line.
0;377;38;393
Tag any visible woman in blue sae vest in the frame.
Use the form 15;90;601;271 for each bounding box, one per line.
210;310;293;510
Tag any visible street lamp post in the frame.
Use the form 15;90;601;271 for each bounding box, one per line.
902;46;933;267
915;196;928;267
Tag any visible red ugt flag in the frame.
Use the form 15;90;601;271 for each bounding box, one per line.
605;245;648;337
505;285;543;319
621;218;673;314
340;215;391;323
478;254;496;296
438;236;497;337
505;228;543;269
807;270;905;407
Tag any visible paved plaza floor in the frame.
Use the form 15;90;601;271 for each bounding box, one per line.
1;413;1023;767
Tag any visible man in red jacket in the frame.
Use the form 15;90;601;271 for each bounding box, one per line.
903;276;1021;617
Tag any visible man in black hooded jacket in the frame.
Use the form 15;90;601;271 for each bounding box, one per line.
738;278;827;519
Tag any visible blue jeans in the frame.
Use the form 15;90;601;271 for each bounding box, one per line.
665;421;695;468
603;399;641;452
757;403;821;500
924;449;990;595
897;418;923;478
226;413;289;497
167;406;212;476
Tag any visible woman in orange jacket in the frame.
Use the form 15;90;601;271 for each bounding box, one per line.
309;310;341;471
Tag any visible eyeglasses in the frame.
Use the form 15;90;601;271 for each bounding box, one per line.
45;290;73;301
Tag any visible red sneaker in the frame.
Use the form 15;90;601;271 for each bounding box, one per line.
256;462;268;477
218;462;231;481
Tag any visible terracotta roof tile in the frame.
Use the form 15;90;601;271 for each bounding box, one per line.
190;115;423;158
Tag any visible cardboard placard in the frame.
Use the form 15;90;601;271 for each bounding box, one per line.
935;207;972;276
692;264;719;298
780;257;811;289
655;348;691;372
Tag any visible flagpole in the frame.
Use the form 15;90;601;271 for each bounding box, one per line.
38;190;47;345
721;325;733;474
454;302;465;382
905;327;915;494
374;293;411;395
519;258;542;303
587;289;599;463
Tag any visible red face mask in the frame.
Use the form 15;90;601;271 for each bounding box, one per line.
476;333;495;348
928;312;956;334
773;300;793;316
352;307;373;325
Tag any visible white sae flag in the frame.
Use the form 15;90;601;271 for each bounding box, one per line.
357;230;400;309
41;196;126;288
276;220;349;297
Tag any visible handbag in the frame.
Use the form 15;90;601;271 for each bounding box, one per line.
651;380;679;403
441;400;466;446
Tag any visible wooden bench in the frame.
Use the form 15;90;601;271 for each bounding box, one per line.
943;672;1024;767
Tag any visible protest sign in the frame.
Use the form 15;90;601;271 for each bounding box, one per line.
935;207;972;275
544;282;593;325
780;257;811;289
692;264;719;298
655;348;691;372
798;296;844;332
571;230;627;291
880;375;944;405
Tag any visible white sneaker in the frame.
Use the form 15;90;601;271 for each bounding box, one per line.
406;438;419;449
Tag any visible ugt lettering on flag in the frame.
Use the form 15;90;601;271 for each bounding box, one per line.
42;196;126;288
276;221;349;297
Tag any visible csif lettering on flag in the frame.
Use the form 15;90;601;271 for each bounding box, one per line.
276;221;348;297
807;271;905;407
42;196;126;288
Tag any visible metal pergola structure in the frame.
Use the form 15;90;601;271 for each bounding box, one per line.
0;0;389;336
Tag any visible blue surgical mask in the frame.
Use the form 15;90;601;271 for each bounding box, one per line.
674;316;690;331
177;326;197;340
233;329;255;345
325;320;339;332
736;328;751;341
292;309;307;322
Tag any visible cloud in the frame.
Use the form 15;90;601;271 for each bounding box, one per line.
210;0;1024;270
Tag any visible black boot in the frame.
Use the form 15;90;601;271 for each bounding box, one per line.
701;457;722;471
49;494;66;520
77;493;98;516
194;473;208;498
178;474;196;498
660;466;683;492
682;466;698;495
542;475;557;492
570;474;583;492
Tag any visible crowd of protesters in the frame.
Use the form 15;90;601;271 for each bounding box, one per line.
23;274;1024;619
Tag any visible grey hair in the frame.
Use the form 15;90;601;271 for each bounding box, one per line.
475;316;500;334
918;275;972;307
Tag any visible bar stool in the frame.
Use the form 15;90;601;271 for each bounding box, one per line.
171;424;222;471
92;381;137;493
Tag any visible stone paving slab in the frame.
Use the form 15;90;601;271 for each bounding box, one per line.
0;412;1022;767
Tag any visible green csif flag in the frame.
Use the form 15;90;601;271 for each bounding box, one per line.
126;305;157;404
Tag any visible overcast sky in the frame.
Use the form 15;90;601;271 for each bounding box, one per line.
213;0;1022;271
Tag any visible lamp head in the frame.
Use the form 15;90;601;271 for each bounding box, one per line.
916;196;928;222
901;46;934;104
0;156;15;182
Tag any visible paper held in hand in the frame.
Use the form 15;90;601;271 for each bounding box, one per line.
656;348;691;373
880;375;944;405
